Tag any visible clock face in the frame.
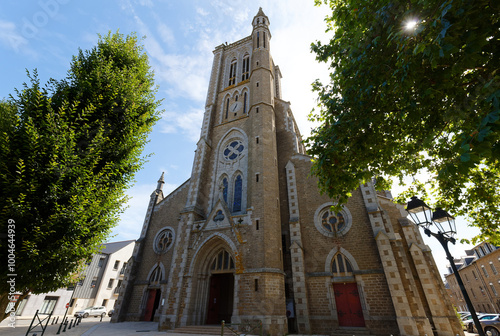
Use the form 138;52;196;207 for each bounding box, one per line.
230;101;242;112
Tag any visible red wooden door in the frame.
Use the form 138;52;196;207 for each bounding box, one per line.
206;275;221;324
333;283;365;327
143;289;158;321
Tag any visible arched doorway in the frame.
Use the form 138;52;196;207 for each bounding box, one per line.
331;252;365;327
142;264;163;321
206;249;235;324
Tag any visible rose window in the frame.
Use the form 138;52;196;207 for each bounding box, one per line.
223;140;245;161
154;228;174;254
321;211;345;233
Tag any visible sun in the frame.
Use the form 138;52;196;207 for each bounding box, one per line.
404;19;419;31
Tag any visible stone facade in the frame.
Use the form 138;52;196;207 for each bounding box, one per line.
446;242;500;313
112;8;463;336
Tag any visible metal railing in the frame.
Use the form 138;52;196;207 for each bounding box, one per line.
25;310;52;336
221;320;262;336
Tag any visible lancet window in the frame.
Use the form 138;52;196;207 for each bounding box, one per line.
332;253;353;276
228;59;237;86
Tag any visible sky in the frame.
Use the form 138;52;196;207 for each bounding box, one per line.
0;0;480;279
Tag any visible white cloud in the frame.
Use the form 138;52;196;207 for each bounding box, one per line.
0;20;29;52
112;181;179;241
196;7;209;17
157;22;175;48
159;107;204;142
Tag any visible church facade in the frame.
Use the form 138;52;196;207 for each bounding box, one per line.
112;9;463;336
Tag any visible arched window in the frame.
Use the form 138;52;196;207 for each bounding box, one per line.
243;92;247;114
222;177;228;203
228;59;237;86
242;55;250;81
257;32;260;49
225;98;229;119
149;266;163;285
332;253;353;276
263;32;266;48
233;175;242;212
210;250;235;272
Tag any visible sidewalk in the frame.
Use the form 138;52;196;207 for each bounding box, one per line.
0;317;482;336
0;315;120;336
0;316;203;336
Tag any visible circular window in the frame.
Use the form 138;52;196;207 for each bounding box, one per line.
223;140;245;161
153;228;175;254
314;203;352;237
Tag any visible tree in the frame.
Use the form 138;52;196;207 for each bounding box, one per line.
0;32;161;320
307;0;499;243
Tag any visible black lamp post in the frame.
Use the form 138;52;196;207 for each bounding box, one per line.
406;196;485;336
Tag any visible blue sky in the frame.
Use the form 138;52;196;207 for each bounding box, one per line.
0;0;479;277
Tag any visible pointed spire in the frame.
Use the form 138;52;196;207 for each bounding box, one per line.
156;172;165;191
252;7;270;28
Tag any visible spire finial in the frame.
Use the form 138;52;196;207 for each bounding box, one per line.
156;172;165;191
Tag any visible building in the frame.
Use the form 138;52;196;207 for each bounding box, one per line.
446;242;500;313
13;240;134;317
113;8;463;336
68;240;134;315
15;288;74;318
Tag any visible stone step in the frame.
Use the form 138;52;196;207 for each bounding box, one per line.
166;325;222;335
330;327;372;336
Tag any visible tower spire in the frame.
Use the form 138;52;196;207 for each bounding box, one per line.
156;172;165;191
252;7;270;29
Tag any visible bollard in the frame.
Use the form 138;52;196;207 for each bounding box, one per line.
63;320;68;332
68;319;73;329
100;314;103;322
56;316;59;324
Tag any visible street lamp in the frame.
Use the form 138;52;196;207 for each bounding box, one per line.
405;196;485;336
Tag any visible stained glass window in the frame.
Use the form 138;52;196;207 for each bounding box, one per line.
222;178;228;203
332;253;354;275
211;250;235;271
243;92;247;114
321;210;345;233
233;175;242;212
223;140;244;161
154;228;174;254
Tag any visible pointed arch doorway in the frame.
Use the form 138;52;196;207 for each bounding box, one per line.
330;251;365;327
206;250;235;324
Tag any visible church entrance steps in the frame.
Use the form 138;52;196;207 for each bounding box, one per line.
166;325;222;335
330;326;372;336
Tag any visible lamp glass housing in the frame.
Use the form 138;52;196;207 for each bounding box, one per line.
406;196;432;227
432;207;456;239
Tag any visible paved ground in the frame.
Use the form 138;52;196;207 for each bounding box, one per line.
0;316;482;336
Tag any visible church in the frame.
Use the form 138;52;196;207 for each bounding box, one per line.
112;8;463;336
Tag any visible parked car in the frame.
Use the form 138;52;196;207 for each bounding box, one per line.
472;314;500;335
74;306;107;318
464;314;498;333
108;309;114;317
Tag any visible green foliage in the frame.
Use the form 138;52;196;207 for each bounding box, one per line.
308;0;499;243
0;32;161;312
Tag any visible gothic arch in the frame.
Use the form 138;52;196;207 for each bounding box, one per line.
221;93;231;121
183;234;238;325
146;262;166;285
188;232;238;275
325;246;360;273
208;128;249;214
